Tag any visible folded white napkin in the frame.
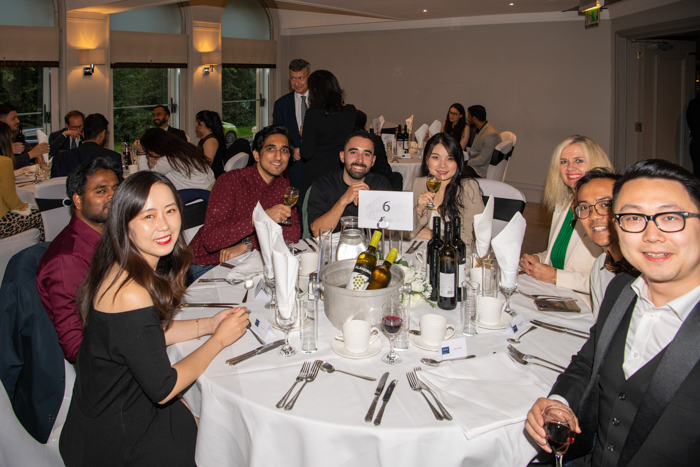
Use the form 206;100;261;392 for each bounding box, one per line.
491;212;527;289
253;202;283;277
36;130;49;162
414;124;429;149
225;250;264;281
418;353;551;439
473;196;494;258
405;115;414;135
271;235;300;319
428;119;442;138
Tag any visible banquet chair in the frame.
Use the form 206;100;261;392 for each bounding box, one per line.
181;191;209;244
476;179;526;237
224;152;249;172
0;228;41;283
34;177;71;242
485;141;513;182
500;131;517;147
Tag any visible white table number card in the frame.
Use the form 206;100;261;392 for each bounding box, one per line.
248;311;274;343
503;313;526;339
358;190;414;232
438;336;468;361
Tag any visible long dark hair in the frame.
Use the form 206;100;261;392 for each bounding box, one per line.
140;128;210;178
308;70;344;116
77;171;192;329
420;132;474;223
195;110;226;148
0;121;14;160
443;103;467;144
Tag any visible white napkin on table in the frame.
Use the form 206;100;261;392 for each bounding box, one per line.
428;119;442;137
414;124;429;149
405;115;414;135
418;353;551;439
36;130;50;162
225;250;264;282
373;116;385;135
473;195;494;258
253;202;283;277
491;212;527;289
271;235;300;319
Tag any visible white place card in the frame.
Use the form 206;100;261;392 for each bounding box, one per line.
254;278;267;299
503;313;526;338
358;190;413;232
438;336;468;361
248;311;274;342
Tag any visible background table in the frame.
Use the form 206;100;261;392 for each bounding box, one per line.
168;245;593;467
390;157;422;191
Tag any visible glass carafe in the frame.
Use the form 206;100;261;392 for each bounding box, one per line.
336;216;368;261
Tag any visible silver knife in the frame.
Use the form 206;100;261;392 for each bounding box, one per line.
219;263;236;269
364;372;389;423
179;303;240;308
532;321;588;339
302;239;316;252
373;379;398;426
226;339;285;365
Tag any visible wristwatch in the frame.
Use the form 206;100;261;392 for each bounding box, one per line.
241;237;252;253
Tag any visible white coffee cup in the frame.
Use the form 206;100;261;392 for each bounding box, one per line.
419;314;456;347
336;320;380;354
128;164;139;174
478;296;505;326
299;251;319;275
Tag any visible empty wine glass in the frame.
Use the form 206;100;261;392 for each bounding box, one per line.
263;269;277;309
500;272;518;317
425;174;441;210
381;315;403;365
280;186;299;226
543;405;576;467
275;299;299;357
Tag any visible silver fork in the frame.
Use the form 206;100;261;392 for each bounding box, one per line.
507;353;563;373
414;367;452;421
406;371;443;421
507;344;567;371
276;362;310;409
285;361;320;411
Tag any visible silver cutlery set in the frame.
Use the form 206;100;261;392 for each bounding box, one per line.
406;367;452;421
405;240;423;255
507;344;566;373
530;319;589;339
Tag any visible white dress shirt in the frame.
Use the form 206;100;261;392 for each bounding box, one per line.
294;91;309;131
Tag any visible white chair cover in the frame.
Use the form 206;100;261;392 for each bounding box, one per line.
485;141;513;182
476;179;526;237
500;131;517;146
0;229;41;283
34;177;71;242
224;152;249;172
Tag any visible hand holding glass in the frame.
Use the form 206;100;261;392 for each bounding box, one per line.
543;405;576;467
280;186;299;226
425;174;441;210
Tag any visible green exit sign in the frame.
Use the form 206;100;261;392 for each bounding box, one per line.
585;7;600;27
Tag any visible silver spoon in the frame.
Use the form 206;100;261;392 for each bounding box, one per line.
317;361;376;381
242;279;254;303
421;355;476;366
409;329;421;336
506;325;537;344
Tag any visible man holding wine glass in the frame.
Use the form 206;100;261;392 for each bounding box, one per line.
189;125;300;275
525;159;700;467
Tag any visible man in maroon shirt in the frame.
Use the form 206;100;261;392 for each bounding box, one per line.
189;125;301;269
36;158;120;362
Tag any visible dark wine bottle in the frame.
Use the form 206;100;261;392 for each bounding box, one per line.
452;217;467;301
427;217;443;301
438;221;457;310
16;124;25;144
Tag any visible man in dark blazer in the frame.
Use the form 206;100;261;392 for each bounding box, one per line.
48;110;85;157
51;113;122;177
272;58;309;191
525;159;700;466
153;105;186;141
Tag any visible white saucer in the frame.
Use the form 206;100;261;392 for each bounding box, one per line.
268;313;301;331
408;328;456;351
331;338;382;359
477;313;511;330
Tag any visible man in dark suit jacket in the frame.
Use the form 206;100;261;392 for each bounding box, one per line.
51;113;122;178
525;159;700;466
48;110;85;157
272;58;309;191
153;105;186;141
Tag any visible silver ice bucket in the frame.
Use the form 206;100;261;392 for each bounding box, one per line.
318;259;405;330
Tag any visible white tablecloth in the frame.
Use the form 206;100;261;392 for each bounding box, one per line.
14;171;37;204
390;157;422;191
168;245;593;467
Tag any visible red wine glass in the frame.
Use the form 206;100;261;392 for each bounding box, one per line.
381;315;403;365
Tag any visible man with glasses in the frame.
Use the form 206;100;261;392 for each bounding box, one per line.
49;110;85;157
526;159;700;466
574;168;639;317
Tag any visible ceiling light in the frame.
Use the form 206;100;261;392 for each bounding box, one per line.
423;9;427;12
509;3;514;5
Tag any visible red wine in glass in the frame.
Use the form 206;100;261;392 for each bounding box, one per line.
382;316;402;334
545;421;574;454
381;315;403;364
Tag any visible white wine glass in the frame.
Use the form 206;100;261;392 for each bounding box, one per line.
280;186;299;226
263;270;277;309
425;174;441;210
275;299;299;357
543;405;575;467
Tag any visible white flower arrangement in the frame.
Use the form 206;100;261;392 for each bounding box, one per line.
396;261;434;308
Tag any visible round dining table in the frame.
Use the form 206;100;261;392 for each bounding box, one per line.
167;242;594;467
389;156;422;192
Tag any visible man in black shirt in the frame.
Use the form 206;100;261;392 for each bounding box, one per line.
308;129;392;235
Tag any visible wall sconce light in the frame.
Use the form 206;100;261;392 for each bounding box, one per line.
79;49;106;76
201;51;221;76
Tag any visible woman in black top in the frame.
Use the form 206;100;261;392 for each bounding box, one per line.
441;103;469;150
59;171;249;467
195;110;226;178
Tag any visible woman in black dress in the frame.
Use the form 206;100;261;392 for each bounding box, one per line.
195;110;226;178
59;171;249;467
300;69;356;196
441;103;469;150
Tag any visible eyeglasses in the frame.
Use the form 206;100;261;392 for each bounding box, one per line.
614;211;700;233
574;200;612;219
448;111;461;117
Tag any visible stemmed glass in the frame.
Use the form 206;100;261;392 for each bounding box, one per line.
280;186;299;226
500;272;518;317
263;269;277;309
425;174;441;210
381;315;403;365
543;405;576;467
275;298;299;357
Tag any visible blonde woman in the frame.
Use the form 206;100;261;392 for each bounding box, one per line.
519;136;612;297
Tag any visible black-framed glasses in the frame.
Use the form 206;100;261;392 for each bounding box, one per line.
614;211;700;233
574;200;612;219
